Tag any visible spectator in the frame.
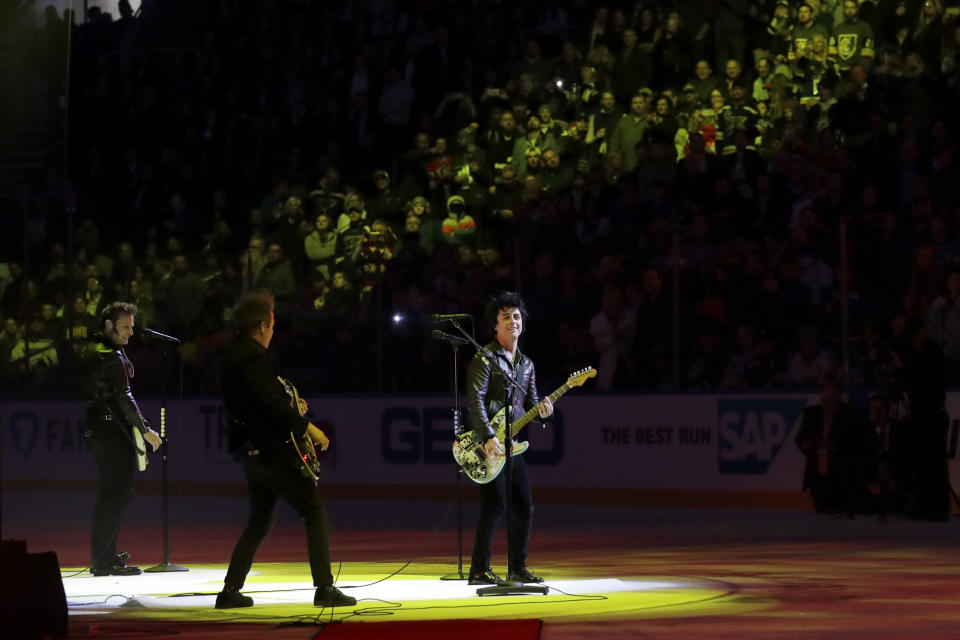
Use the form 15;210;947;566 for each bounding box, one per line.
753;57;774;103
610;93;649;171
38;303;63;343
337;193;369;235
613;29;653;101
326;271;359;314
863;393;911;519
440;195;477;246
65;295;95;343
795;383;868;514
272;196;307;273
156;255;205;337
720;324;774;388
0;317;20;376
309;168;346;218
540;149;574;193
84;276;104;318
356;220;396;296
128;278;157;329
305;214;339;282
589;91;623;153
927;269;960;381
689;59;722;105
10;316;59;380
786;326;837;387
717;79;759;149
829;0;876;72
653;10;691;88
513;39;552;88
239;237;267;288
789;2;830;70
589;285;636;390
255;244;297;315
897;320;950;520
367;169;406;224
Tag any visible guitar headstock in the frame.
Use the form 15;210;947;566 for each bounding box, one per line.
566;367;597;388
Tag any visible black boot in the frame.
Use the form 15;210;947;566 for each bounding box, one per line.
215;586;253;609
91;555;141;576
314;585;356;607
507;567;544;583
467;568;502;585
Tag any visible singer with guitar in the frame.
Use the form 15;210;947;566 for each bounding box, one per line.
466;292;553;585
215;291;355;609
79;301;162;576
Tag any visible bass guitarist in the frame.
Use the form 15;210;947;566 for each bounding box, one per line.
215;290;355;609
466;291;553;585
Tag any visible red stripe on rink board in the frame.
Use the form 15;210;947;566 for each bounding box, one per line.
4;478;811;508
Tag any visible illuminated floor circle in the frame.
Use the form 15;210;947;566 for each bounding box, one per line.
62;562;761;623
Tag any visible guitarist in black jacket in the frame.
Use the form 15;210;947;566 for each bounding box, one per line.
79;301;161;576
466;291;553;585
215;291;355;609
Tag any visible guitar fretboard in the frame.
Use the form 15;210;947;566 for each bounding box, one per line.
498;383;571;440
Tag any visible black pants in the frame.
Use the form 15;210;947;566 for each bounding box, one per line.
470;454;533;574
223;450;334;589
87;424;136;567
912;409;950;520
808;461;861;514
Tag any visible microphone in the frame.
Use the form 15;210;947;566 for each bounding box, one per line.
429;313;471;323
140;328;182;344
431;329;470;345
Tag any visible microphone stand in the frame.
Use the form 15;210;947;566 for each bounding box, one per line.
448;321;548;597
436;329;467;581
145;334;188;573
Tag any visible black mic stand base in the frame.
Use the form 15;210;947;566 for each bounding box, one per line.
476;580;549;596
440;571;467;580
144;561;189;573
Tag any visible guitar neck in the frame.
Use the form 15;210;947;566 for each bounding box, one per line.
505;383;570;440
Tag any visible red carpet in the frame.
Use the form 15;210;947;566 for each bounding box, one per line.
317;619;542;639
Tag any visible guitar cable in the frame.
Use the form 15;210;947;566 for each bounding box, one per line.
338;487;459;589
200;486;460;600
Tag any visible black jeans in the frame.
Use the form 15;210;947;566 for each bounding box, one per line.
470;454;533;574
223;450;334;589
87;423;136;567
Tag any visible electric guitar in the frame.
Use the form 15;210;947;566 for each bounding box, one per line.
278;376;323;481
452;367;596;484
131;406;158;472
133;425;148;472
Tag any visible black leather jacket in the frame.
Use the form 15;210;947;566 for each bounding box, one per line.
466;341;547;443
221;334;310;454
78;333;148;435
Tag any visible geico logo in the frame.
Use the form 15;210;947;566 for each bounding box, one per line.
380;407;564;465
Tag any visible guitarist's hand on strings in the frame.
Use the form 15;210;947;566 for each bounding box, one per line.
144;429;162;452
483;436;503;460
537;397;554;419
306;423;330;451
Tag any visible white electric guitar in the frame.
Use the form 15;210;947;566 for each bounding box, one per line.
452;367;595;484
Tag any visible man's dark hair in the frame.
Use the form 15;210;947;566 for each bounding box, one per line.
232;291;275;334
485;291;528;331
99;301;137;330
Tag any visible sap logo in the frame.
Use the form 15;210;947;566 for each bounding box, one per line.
718;398;808;474
381;407;564;465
